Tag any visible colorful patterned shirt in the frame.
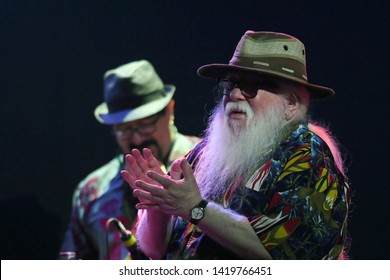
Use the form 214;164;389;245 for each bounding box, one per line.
166;123;350;260
60;132;201;259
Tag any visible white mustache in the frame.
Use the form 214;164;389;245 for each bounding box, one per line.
224;102;254;118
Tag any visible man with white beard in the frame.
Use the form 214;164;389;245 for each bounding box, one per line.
122;31;351;260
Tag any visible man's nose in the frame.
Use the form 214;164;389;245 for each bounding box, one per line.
128;131;145;146
229;87;247;101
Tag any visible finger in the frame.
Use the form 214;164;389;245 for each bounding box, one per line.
136;202;175;212
133;188;165;206
143;148;165;174
147;171;173;188
124;154;143;179
135;180;166;197
121;170;137;190
170;158;183;180
122;170;150;203
181;158;195;181
136;202;160;210
131;149;149;173
137;201;157;207
135;192;175;212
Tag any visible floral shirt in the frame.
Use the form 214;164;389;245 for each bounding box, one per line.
60;132;201;259
166;123;350;260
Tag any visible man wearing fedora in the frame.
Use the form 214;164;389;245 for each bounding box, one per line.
60;60;201;259
122;31;351;259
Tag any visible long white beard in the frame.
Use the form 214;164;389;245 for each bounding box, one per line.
194;100;288;200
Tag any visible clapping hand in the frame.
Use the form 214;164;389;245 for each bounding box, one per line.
121;148;202;219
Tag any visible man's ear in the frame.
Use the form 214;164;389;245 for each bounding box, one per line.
167;99;175;113
285;95;299;120
167;99;175;124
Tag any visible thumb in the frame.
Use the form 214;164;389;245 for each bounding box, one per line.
180;158;194;181
170;158;183;180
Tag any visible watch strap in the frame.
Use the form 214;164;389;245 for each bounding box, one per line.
196;199;209;209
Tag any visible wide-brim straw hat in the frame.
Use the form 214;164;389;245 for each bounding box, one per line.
94;60;175;125
197;30;334;99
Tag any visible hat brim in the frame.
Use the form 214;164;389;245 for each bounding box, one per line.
94;85;175;124
197;64;334;99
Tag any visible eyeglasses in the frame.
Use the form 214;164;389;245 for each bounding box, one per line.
217;79;278;99
112;109;166;138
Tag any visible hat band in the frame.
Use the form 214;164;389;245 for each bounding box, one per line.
230;55;308;83
107;89;166;113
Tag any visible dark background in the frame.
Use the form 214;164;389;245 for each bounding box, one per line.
1;0;388;259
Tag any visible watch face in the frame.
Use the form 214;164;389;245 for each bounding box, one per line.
191;207;204;219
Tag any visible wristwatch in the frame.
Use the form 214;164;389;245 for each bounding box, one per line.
189;199;209;225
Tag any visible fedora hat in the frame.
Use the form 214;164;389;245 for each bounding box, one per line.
197;30;334;99
94;60;175;124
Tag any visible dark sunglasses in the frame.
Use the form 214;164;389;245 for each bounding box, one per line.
217;79;278;99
